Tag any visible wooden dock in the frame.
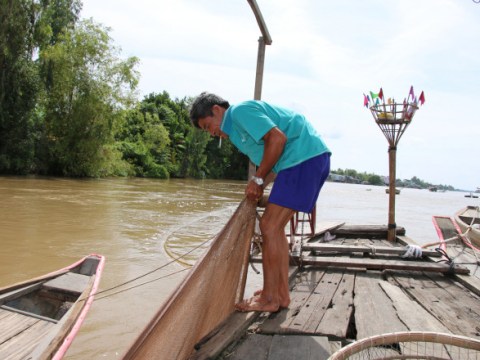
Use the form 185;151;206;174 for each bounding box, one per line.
190;224;480;359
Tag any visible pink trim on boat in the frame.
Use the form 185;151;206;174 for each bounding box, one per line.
52;254;106;360
432;216;480;252
431;215;449;254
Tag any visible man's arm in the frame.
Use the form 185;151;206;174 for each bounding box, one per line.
245;127;286;200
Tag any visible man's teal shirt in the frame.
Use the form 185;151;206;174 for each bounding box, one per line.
220;100;331;173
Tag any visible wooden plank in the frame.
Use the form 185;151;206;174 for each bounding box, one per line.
453;273;480;297
378;281;450;332
43;272;90;294
0;314;54;359
289;271;342;334
267;335;332;360
334;225;405;238
315;271;355;338
390;272;480;338
186;311;260;360
228;334;272;360
257;270;325;334
0;305;58;323
354;272;407;339
0;310;40;344
0;283;43;305
303;243;441;257
300;256;470;274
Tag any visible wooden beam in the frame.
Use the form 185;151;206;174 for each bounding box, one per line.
302;244;442;257
299;256;470;274
246;0;272;44
250;256;469;274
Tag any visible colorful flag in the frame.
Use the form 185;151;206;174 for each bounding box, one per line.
419;91;425;105
370;91;379;100
363;93;369;107
378;88;384;100
409;86;415;100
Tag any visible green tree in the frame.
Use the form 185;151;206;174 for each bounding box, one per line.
181;128;209;178
367;174;383;185
0;0;40;173
39;19;139;176
118;108;171;178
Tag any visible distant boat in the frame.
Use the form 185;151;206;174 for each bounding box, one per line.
0;254;105;359
428;186;438;192
454;206;480;248
465;192;479;198
385;188;400;194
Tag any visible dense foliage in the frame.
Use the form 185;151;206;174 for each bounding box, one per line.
331;168;455;191
0;0;248;180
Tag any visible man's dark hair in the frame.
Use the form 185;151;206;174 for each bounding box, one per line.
189;92;230;128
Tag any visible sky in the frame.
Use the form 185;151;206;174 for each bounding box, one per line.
80;0;480;191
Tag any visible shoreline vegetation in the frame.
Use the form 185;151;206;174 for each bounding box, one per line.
329;169;458;192
0;1;464;192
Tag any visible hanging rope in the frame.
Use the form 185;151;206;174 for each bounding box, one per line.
80;232;216;302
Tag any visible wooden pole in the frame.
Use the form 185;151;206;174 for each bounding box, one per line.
247;0;271;179
254;36;266;101
248;36;267;178
387;146;397;241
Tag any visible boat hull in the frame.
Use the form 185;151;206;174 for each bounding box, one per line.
454;206;480;248
0;254;105;360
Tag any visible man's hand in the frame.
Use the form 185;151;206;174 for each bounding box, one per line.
246;180;263;201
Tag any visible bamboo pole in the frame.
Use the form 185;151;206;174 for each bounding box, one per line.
387;146;397;241
247;1;271;178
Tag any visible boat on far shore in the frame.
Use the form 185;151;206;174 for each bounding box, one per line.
385;188;401;194
454;206;480;248
0;254;105;359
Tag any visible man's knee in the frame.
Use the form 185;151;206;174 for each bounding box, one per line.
259;215;274;237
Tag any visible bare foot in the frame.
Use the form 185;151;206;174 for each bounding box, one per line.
235;295;280;313
252;289;290;308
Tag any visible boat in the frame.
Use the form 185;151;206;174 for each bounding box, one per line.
385;188;400;194
0;254;105;360
123;199;480;359
465;192;479;198
454;206;480;247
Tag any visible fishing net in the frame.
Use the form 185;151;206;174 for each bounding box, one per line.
123;198;257;360
329;332;480;360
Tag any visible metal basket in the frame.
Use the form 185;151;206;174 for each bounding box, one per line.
369;102;418;125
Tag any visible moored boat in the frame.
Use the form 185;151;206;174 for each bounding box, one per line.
385;188;400;194
454;206;480;248
0;254;105;360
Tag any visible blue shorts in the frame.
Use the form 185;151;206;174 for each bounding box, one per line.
269;153;330;213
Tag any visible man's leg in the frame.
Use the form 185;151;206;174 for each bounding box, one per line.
235;203;294;312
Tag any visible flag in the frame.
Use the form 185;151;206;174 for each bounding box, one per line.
378;88;384;100
363;93;369;107
419;91;425;105
409;86;415;100
370;91;378;100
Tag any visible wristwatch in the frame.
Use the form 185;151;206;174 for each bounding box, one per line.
251;176;264;186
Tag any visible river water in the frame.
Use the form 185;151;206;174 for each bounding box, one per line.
0;176;477;358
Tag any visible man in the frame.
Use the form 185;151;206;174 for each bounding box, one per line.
190;92;331;312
